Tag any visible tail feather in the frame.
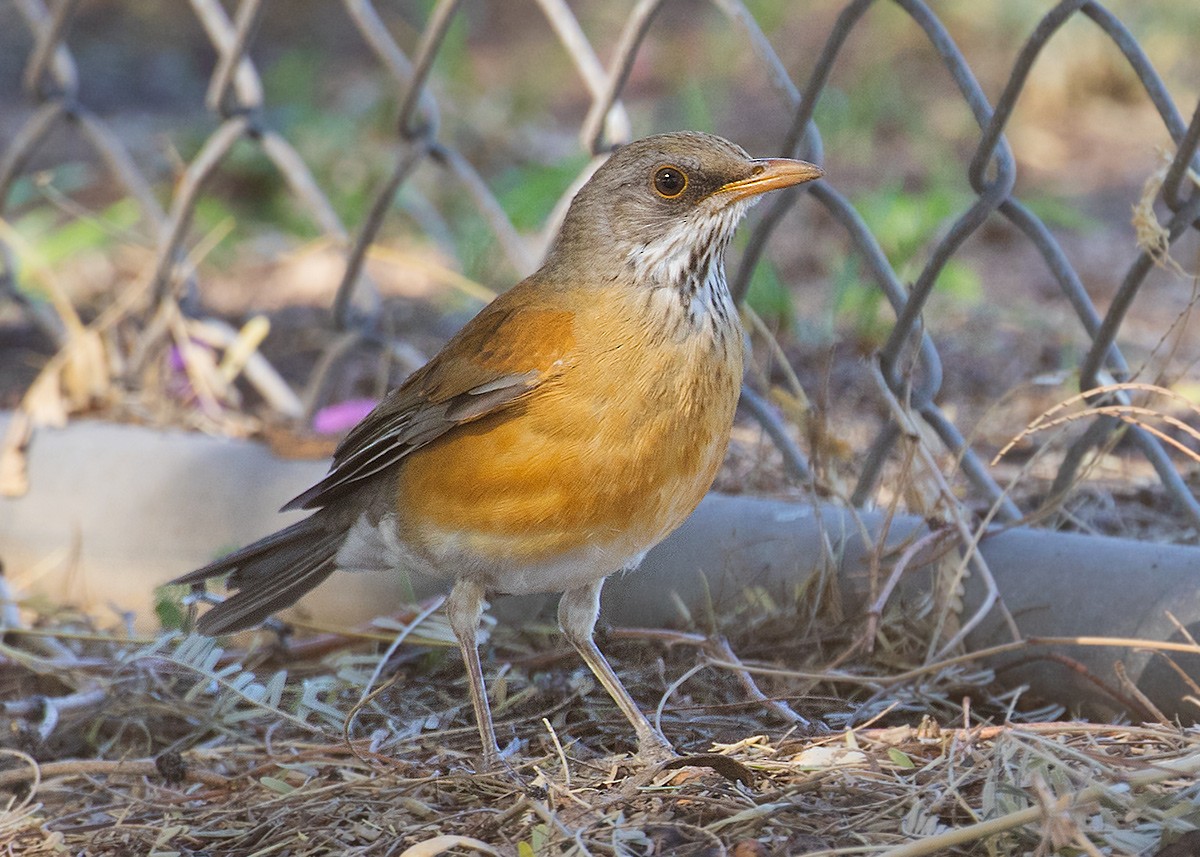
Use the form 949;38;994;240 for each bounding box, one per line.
171;516;343;635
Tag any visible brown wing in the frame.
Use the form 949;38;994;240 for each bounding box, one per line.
284;279;576;511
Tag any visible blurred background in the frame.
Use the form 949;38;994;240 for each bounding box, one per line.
3;0;1200;540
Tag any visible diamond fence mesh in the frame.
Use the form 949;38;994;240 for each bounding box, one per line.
2;0;1199;535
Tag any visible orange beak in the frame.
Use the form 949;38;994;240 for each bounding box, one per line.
715;158;824;204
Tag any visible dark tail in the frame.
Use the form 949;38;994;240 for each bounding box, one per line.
171;514;343;635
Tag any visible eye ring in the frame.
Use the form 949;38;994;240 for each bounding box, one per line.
652;165;688;198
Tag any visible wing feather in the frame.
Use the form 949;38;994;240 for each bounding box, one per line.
284;285;575;511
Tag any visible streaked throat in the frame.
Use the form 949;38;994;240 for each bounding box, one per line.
626;203;747;343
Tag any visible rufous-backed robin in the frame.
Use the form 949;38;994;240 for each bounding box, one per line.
172;131;823;769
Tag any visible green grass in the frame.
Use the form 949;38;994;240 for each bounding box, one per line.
830;176;986;345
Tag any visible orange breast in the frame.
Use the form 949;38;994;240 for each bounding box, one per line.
394;287;743;575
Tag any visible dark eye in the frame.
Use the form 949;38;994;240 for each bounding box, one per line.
652;165;688;198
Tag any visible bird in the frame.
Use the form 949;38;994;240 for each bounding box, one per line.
171;131;823;769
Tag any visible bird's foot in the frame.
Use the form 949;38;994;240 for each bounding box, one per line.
635;734;678;767
468;736;527;779
630;733;756;789
478;750;502;774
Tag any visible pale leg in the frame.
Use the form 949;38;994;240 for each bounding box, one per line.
446;577;502;770
558;578;675;762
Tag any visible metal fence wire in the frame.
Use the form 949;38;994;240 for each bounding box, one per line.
3;0;1200;530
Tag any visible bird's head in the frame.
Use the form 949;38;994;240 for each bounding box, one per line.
549;131;823;292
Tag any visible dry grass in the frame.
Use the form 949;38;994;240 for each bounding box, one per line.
2;586;1198;857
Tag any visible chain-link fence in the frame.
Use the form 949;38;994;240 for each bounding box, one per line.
3;0;1200;533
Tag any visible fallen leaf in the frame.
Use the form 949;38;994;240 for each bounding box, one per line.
791;746;869;768
398;835;502;857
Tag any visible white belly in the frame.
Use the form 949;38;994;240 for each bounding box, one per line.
335;511;649;595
